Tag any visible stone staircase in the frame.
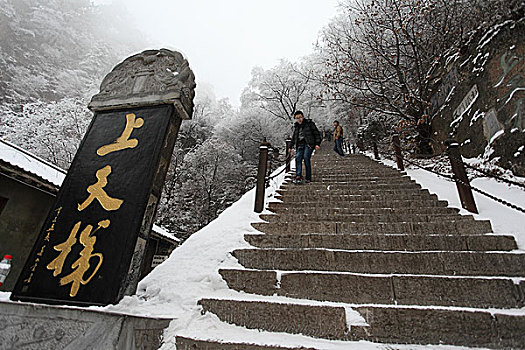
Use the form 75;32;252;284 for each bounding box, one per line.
176;147;525;349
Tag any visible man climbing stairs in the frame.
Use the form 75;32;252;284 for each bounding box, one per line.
177;146;525;349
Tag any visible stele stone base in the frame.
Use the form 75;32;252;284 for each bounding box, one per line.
0;300;171;349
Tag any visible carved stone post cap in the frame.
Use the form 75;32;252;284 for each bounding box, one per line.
88;49;196;119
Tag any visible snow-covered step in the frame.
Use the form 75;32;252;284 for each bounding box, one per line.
279;180;418;189
219;269;525;308
197;298;525;348
175;336;317;350
313;162;399;166
244;233;518;251
251;219;492;235
308;170;407;176
349;305;525;348
280;178;422;189
308;167;404;178
268;199;449;210
233;249;525;276
277;188;425;197
259;213;475;224
308;174;404;180
268;206;461;216
198;298;349;339
301;177;415;184
276;189;430;199
275;193;437;203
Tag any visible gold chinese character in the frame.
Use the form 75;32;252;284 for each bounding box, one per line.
59;220;110;297
78;166;123;212
24;273;33;284
47;221;79;276
52;207;62;222
97;113;144;156
36;245;46;257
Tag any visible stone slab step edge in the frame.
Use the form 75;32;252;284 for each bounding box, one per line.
311;167;402;172
198;299;348;340
281;179;417;185
233;249;525;277
276;187;428;198
243;233;518;251
197;298;525;348
275;193;439;202
267;199;450;209
302;172;406;179
251;220;493;235
267;206;461;216
276;189;429;197
349;306;525;348
285;178;414;184
290;171;408;177
219;269;525;308
276;188;426;196
280;179;418;187
259;213;476;224
175;336;317;350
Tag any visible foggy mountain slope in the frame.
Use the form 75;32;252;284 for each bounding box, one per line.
0;0;147;106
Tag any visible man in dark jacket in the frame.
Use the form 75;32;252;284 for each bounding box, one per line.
289;110;321;184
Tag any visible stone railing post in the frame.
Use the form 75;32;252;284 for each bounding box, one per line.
254;140;269;213
285;138;292;173
444;140;478;214
373;141;379;160
11;49;195;306
357;139;364;152
392;133;404;171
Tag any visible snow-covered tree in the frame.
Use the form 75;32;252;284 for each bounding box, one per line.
1;97;92;169
0;0;145;107
317;0;523;153
242;59;326;122
157;137;248;240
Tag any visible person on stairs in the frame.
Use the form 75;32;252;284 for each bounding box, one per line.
289;110;321;184
333;120;344;156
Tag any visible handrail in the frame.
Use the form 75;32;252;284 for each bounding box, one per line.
266;153;292;182
461;161;525;190
371;138;525;214
368;136;525;190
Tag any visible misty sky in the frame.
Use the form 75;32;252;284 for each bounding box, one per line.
99;0;340;106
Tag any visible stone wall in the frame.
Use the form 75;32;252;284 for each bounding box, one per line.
430;18;524;176
0;174;55;291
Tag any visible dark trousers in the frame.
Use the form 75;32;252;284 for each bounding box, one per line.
334;138;344;156
295;144;314;180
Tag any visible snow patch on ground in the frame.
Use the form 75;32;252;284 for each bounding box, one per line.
377;157;525;249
